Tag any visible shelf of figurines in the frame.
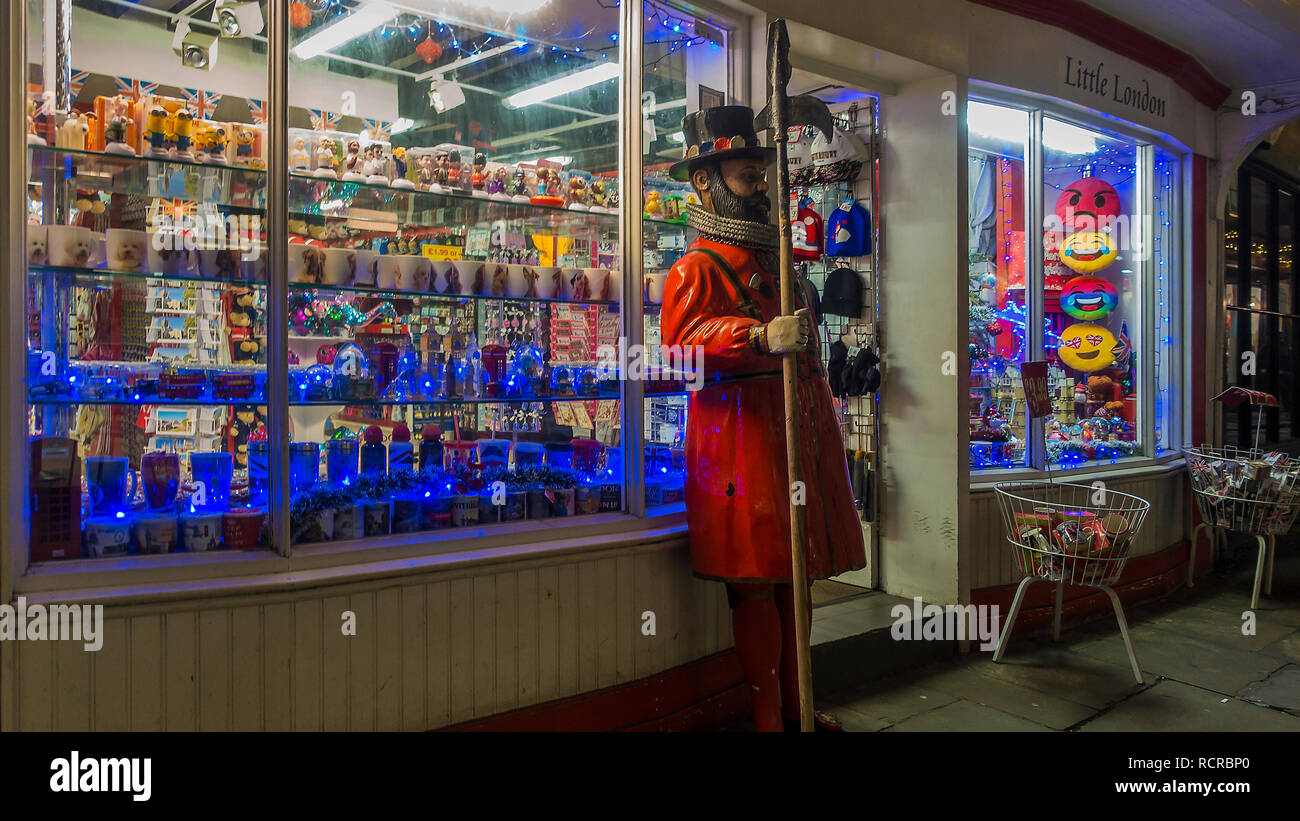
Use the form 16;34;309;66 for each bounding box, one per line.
27;353;694;406
27;144;691;231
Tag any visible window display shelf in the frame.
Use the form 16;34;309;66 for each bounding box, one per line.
28;144;266;212
29;266;266;289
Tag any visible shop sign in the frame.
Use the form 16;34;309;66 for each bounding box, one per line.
1062;56;1166;119
1022;360;1051;418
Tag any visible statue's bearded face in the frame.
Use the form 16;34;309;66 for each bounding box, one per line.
692;157;770;224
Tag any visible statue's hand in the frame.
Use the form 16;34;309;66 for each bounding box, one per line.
756;308;811;355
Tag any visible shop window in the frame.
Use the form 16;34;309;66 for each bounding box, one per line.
967;101;1029;470
20;0;658;566
639;2;736;511
968;96;1182;474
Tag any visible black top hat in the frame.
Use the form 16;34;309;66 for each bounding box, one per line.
668;105;777;182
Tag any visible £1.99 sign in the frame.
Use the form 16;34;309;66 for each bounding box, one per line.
1021;361;1052;419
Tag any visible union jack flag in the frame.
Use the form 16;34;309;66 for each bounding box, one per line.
246;97;266;124
1113;320;1132;369
362;118;391;142
115;76;158;101
181;87;223;119
69;70;91;101
309;108;341;131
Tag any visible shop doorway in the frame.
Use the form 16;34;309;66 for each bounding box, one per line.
782;67;881;603
1223;124;1300;452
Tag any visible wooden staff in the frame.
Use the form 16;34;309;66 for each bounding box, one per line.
754;18;835;732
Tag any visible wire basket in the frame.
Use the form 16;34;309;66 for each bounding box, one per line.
1184;445;1300;537
995;481;1150;587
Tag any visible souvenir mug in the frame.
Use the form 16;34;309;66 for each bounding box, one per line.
645;272;668;304
27;224;47;265
48;225;93;267
85;455;138;516
375;255;401;289
223;508;265;550
451;260;484;295
585;268;614;301
106;228;148;272
560;267;585;301
506;264;535;298
85;516;133;557
353;248;379;286
188;451;233;512
396;255;432;291
476;439;511;468
323;247;355;286
571;438;602;474
140;450;180;512
134;515;179;554
512;441;545;469
430;259;455;294
532;266;562;299
485;263;510;297
181;512;223;552
288;243;325;284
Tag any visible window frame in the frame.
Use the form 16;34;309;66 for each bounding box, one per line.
967;83;1187;481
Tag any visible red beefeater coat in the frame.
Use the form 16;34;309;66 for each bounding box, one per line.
661;236;866;583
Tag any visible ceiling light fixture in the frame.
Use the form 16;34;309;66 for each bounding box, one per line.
292;1;396;60
503;62;619;109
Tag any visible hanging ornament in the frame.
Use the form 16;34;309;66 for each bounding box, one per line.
290;2;313;30
415;36;443;65
985;321;1003;336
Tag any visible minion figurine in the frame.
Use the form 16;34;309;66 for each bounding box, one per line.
144;106;169;157
173;110;196;159
208;126;229;164
234;126;259;167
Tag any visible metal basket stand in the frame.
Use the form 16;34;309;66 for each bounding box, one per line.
1185;445;1300;609
990;481;1151;684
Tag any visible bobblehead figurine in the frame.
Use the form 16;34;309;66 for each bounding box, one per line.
291;137;311;170
314;136;339;179
660;104;865;732
391;147;415;189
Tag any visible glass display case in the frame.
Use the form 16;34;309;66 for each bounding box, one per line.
17;0;723;565
966;94;1181;473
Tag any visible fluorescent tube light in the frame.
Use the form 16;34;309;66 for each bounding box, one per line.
503;62;619;109
292;1;395;60
545;155;573;165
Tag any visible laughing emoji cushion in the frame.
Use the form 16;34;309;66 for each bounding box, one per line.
1060;275;1118;320
1060;231;1118;273
1058;322;1117;372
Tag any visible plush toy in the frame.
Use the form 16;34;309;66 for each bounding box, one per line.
1060;275;1118;320
1086;374;1113;401
1060;231;1118;274
1055;176;1121;231
1058;322;1117;372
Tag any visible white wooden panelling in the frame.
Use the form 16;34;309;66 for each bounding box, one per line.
969;470;1188;592
4;537;731;731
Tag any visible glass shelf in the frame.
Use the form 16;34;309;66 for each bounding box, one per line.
28;144;266;212
29;266;266;289
28;266;623;308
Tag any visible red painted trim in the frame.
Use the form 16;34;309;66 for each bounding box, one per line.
1191;155;1208;447
443;650;748;732
967;0;1230;110
972;538;1206;635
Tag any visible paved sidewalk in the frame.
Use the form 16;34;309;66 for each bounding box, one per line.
819;548;1300;732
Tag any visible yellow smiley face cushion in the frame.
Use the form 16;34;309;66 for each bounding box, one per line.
1057;322;1117;372
1060;230;1118;273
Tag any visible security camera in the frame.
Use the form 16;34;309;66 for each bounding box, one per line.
428;78;466;114
212;0;263;38
172;19;219;70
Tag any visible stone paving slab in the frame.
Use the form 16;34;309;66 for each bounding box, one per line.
1078;679;1300;732
1236;664;1300;714
1258;631;1300;664
1067;623;1283;695
821;674;957;726
1128;603;1296;652
883;698;1052;732
912;657;1098;729
975;638;1149;709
